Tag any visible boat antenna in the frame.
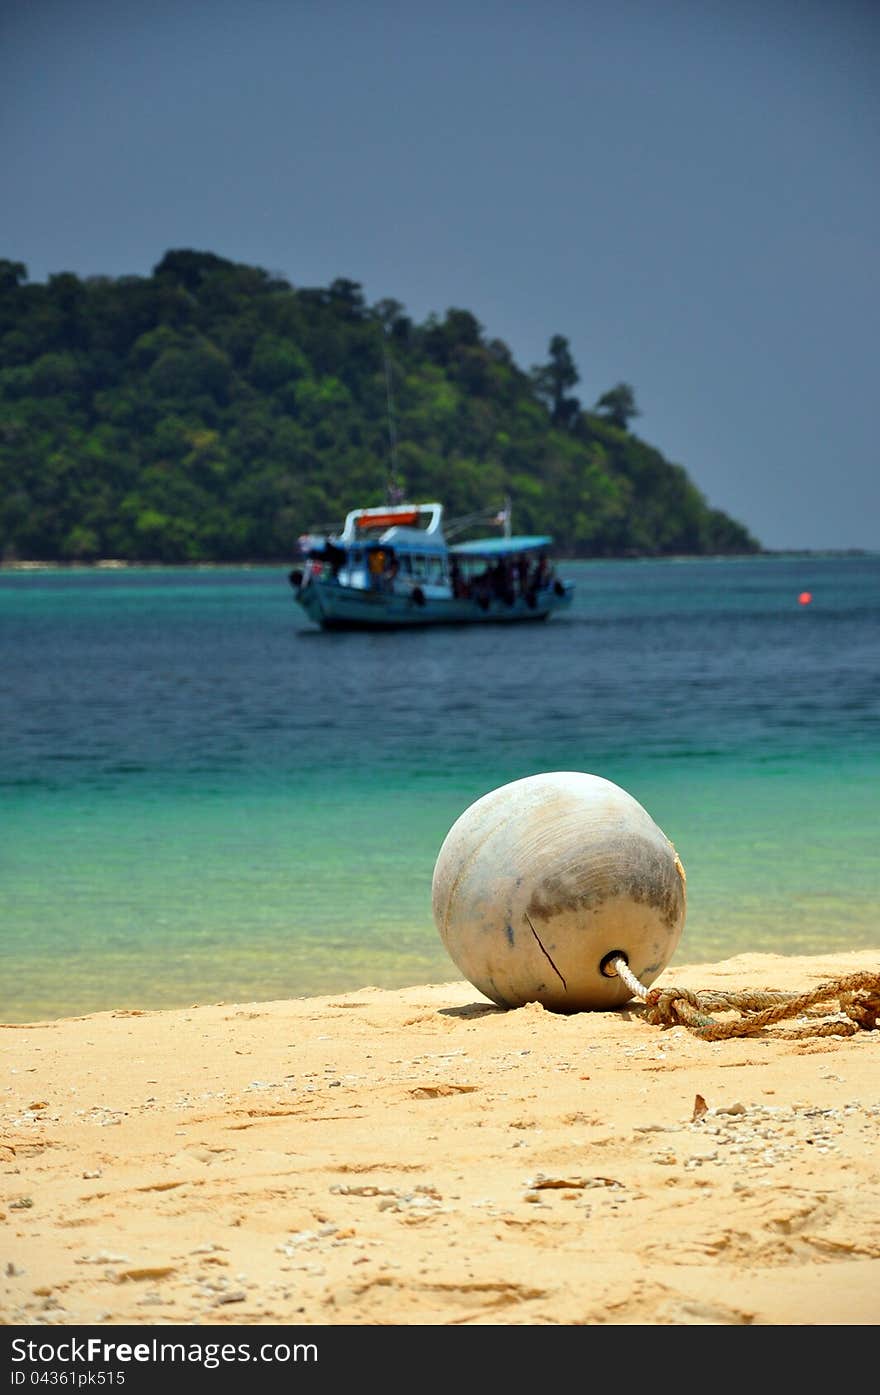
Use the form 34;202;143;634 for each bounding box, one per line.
382;338;403;505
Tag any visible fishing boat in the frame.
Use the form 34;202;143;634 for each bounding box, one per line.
288;500;574;631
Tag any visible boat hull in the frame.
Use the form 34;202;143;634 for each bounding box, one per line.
294;578;574;631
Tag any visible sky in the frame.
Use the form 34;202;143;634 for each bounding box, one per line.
4;0;879;551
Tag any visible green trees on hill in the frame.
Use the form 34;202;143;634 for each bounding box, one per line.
0;250;759;563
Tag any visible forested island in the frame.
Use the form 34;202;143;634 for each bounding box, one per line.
0;250;759;563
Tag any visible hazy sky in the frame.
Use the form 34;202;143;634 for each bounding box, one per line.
4;0;878;550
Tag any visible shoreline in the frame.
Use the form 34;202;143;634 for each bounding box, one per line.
1;547;875;573
3;948;878;1327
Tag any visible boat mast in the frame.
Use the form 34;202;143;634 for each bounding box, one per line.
382;339;403;505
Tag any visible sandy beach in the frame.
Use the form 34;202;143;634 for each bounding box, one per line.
2;950;878;1328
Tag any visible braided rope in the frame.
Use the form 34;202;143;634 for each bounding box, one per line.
610;958;880;1041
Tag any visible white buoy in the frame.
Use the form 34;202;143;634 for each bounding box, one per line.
431;771;686;1012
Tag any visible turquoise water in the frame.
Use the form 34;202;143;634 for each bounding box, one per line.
1;555;878;1021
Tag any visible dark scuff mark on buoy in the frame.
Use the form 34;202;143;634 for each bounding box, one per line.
524;912;566;990
505;923;515;947
486;975;511;1010
525;834;686;930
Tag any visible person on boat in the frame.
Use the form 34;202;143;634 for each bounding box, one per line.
515;554;530;597
367;547;387;588
524;553;549;606
324;538;346;578
473;568;492;610
450;558;468;599
491;558;515;605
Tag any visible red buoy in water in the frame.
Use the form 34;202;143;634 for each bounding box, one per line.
798;591;812;605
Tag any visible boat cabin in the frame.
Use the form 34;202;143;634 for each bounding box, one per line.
300;502;452;596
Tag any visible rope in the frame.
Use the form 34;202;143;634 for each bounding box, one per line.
609;956;880;1041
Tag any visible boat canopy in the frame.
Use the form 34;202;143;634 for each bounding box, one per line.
450;535;554;559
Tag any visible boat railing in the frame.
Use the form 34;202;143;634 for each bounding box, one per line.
340;501;444;540
444;504;510;541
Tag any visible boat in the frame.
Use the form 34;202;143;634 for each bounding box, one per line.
287;500;574;630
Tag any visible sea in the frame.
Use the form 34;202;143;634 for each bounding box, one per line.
1;553;877;1023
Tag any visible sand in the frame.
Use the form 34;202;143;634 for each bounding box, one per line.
1;950;878;1328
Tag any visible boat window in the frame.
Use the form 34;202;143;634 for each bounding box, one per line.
410;556;426;578
399;555;412;574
